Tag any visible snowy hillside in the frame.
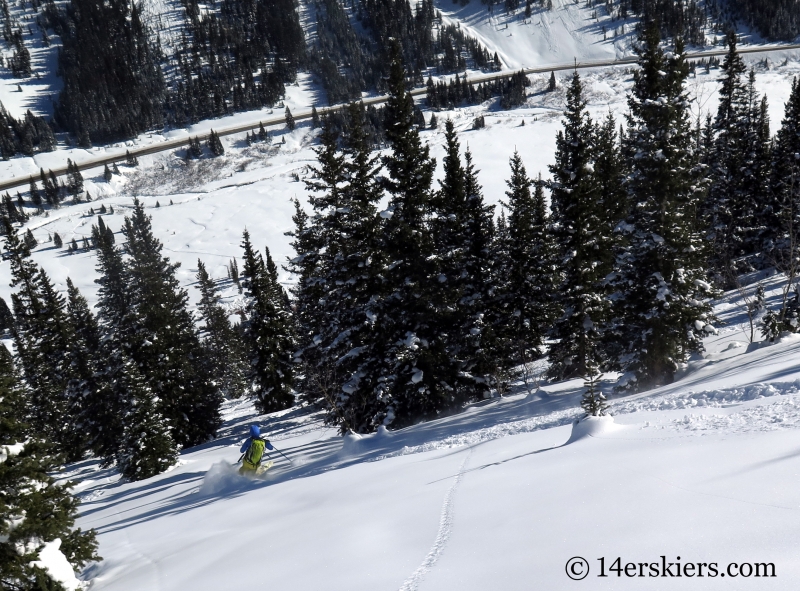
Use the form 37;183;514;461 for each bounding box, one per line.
3;50;800;307
62;273;800;590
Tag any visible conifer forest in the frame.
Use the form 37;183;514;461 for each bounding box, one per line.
4;1;800;590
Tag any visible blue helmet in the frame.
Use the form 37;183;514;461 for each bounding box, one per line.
249;425;260;438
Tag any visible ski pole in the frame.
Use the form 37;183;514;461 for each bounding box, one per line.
270;443;293;464
233;452;245;466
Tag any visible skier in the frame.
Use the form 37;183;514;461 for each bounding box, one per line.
239;425;273;475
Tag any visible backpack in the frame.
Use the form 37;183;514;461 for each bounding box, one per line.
243;438;266;468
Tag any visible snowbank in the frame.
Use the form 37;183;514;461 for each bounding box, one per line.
566;414;621;443
31;539;85;591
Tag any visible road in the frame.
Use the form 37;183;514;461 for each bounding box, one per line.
2;43;799;194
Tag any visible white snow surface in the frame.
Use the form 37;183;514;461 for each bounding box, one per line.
31;538;86;591
53;272;800;590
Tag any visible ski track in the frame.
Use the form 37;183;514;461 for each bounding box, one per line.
398;448;473;591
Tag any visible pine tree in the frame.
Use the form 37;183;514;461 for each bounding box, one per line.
548;71;613;380
240;230;296;413
291;117;346;407
497;153;553;372
207;130;225;156
703;32;764;284
285;106;296;131
766;77;800;334
456;148;499;395
311;106;321;128
580;342;608;417
613;23;713;390
104;163;113;182
23;228;36;249
122;200;222;447
114;355;178;481
28;176;41;208
372;42;451;429
0;347;99;590
3;219;86;458
195;260;247;398
53;233;62;248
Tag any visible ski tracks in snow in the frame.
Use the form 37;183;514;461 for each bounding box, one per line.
399;448;473;591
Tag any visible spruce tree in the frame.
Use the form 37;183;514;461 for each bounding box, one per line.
285;106;296;131
497;153;553;372
4;220;85;459
114;355;178;481
704;33;766;284
195;260;246;399
0;348;100;590
293;103;386;430
64;277;119;463
456;148;499;394
291;117;346;407
766;77;800;334
240;230;295;413
548;71;613;380
613;23;713;390
122;200;221;447
373;42;452;429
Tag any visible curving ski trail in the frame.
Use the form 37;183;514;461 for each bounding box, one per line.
398;448;473;591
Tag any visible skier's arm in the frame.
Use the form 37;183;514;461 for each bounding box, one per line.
240;439;252;454
265;440;273;451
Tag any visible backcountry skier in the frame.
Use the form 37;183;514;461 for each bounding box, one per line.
239;425;273;474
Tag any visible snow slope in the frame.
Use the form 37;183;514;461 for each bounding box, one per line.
436;0;636;70
63;274;800;590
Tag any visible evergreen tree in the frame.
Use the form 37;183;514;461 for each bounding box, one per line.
285;106;296;131
3;219;86;458
114;354;178;481
207;130;225;156
291;103;386;430
240;230;295;413
28;176;41;208
0;348;99;590
497;153;553;371
291;118;346;407
311;106;321;128
195;260;246;399
548;72;613;380
612;23;713;390
53;232;62;248
704;33;768;284
766;77;800;334
455;148;499;394
375;42;453;428
122;200;222;447
23;228;36;249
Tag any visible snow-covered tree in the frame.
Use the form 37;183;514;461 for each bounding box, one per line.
241;230;296;413
195;260;247;399
496;154;554;372
122;199;221;447
612;23;713;390
0;346;99;590
704;33;771;284
373;42;454;429
548;71;613;380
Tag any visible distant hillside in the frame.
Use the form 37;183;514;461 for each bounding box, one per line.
0;0;796;152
